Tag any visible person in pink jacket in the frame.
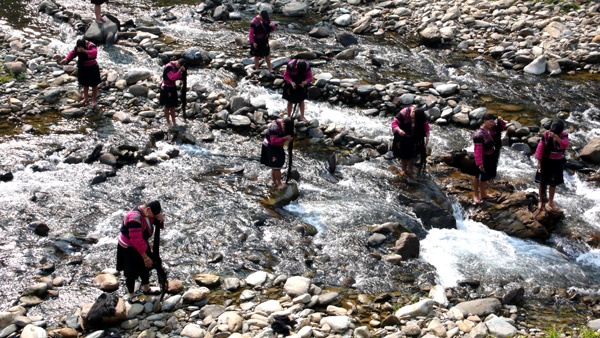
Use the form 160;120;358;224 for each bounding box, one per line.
260;118;294;189
391;106;430;177
60;39;101;107
249;10;276;72
283;59;312;121
160;59;186;126
534;120;568;211
117;201;164;302
472;113;506;204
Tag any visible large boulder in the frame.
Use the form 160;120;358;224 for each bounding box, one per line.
20;324;47;338
228;115;251;128
580;137;600;164
0;306;26;330
420;24;442;45
336;31;358;47
395;299;434;318
390;233;420;259
320;316;351;333
523;55;547;75
435;84;459;96
182;49;211;66
129;85;149;97
543;21;565;39
397;178;456;231
452;298;501;317
85;18;119;45
4;61;26;75
125;69;152;85
93;274;118;291
282;2;307;16
284;276;311;297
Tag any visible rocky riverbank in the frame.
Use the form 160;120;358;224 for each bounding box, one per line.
2;271;600;338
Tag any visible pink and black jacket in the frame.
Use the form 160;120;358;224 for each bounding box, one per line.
249;16;275;45
161;62;183;87
65;41;98;67
284;59;313;85
535;131;569;160
263;119;285;147
473;120;506;166
118;205;164;256
392;107;430;137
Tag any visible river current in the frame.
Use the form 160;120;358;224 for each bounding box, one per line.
1;0;600;320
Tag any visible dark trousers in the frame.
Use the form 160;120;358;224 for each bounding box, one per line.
116;245;152;293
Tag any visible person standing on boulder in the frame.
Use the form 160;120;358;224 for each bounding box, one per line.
91;0;107;24
283;59;312;122
60;38;101;107
391;106;430;177
261;118;294;190
249;10;276;73
160;59;186;127
534;120;568;211
472;113;506;204
117;201;164;302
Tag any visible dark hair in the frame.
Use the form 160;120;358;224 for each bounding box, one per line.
283;118;294;137
76;38;87;49
296;60;307;73
482;113;496;121
147;200;161;216
550;120;564;134
177;59;187;67
413;109;428;175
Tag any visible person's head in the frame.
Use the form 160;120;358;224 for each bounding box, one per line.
142;200;161;218
413;108;426;125
296;60;307;74
259;10;270;24
550;120;564;134
76;38;87;49
482;113;496;129
175;59;187;69
283;118;294;136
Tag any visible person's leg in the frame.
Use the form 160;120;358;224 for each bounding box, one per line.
265;55;272;72
538;184;545;210
480;181;489;199
81;86;89;104
94;4;106;23
91;86;98;106
170;108;177;126
271;169;277;187
274;169;284;190
548;186;559;210
299;101;306;121
473;176;481;203
407;159;415;176
126;277;136;298
164;106;171;125
400;159;408;174
254;56;260;71
140;268;151;293
287;102;293;117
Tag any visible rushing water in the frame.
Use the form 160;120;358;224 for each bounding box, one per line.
1;0;600;319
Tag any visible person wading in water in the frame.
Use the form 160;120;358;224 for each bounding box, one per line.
534;120;568;211
391;106;430;177
160;59;186;127
260;118;294;190
472;113;506;204
282;59;312;122
60;39;101;107
117;201;165;303
249;10;276;73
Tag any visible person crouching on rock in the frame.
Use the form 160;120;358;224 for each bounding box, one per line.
472;113;506;204
160;59;186;127
60;38;101;107
534;120;568;211
391;106;430;177
250;10;276;73
116;201;164;302
283;59;312;122
261;118;294;190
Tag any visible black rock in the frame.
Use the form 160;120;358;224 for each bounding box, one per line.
374;293;392;303
91;173;107;185
372;57;385;67
336;31;358;47
502;287;525;305
0;171;13;182
84;144;103;164
29;221;50;236
166;148;180;158
457;279;480;288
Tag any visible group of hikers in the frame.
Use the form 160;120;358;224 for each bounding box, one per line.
65;8;570;301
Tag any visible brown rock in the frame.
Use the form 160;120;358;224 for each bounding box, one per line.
182;287;210;302
168;280;184;294
390;233;419;259
593;35;600;44
580;137;600;164
193;273;221;287
59;328;79;338
92;274;119;291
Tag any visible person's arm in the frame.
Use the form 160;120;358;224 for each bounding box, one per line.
496;118;507;131
424;120;430;138
270;22;276;32
392;118;401;135
269;133;285;146
62;48;77;64
283;67;292;83
558;133;569;150
534;137;545;161
87;45;98;59
249;26;255;45
473;137;484;167
304;69;313;84
167;69;183;82
125;221;149;256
